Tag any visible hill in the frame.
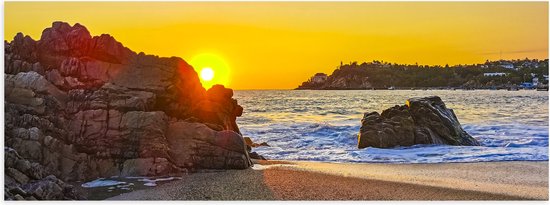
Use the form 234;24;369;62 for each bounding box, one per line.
296;59;549;90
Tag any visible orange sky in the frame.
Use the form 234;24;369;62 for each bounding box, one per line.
5;2;549;90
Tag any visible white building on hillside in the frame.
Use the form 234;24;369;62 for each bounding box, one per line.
533;77;539;86
483;72;507;77
498;61;515;70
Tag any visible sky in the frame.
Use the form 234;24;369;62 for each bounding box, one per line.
5;2;549;90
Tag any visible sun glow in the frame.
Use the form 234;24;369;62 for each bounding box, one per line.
189;53;231;89
200;67;214;81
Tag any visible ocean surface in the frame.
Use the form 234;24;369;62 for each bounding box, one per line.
234;90;549;163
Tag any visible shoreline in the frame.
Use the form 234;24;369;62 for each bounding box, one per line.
106;160;548;200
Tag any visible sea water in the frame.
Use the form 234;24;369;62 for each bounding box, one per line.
235;90;549;163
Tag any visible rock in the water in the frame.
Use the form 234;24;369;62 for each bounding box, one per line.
244;137;270;148
243;137;269;160
358;96;480;148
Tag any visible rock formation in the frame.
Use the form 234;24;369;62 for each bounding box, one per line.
5;22;251;200
243;137;269;160
358;96;480;148
297;71;372;90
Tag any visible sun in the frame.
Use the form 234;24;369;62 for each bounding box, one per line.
189;53;231;89
200;67;214;81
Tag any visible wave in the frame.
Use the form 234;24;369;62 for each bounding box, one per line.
240;121;549;163
235;90;549;164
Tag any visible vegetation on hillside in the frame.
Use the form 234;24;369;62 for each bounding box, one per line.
297;59;549;89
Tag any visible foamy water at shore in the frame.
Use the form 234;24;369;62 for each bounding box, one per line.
235;90;549;163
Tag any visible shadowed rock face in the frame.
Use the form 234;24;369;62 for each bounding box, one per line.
358;96;480;148
5;22;250;200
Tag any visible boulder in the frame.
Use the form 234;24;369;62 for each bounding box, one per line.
358;96;480;148
166;121;252;169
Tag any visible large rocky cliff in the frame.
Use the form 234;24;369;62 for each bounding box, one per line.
5;22;251;200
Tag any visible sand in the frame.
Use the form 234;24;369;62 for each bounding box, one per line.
108;161;548;200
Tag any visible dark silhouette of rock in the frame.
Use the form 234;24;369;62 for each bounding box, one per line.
358;96;480;148
5;21;251;200
243;137;269;160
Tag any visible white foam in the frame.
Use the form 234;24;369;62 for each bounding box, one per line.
82;176;181;189
236;90;549;164
138;177;182;187
81;179;126;188
251;164;297;170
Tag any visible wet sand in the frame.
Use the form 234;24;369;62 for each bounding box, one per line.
108;161;548;200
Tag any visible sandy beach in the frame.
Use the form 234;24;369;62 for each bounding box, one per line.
108;160;548;200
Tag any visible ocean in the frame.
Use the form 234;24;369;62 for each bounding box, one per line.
235;90;549;163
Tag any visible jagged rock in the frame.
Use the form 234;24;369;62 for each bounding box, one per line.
6;168;30;184
358;96;480;148
5;21;251;200
45;69;64;87
244;137;270;148
7;32;38;63
9;187;28;196
243;137;269;160
21;175;76;200
5;87;45;114
5;71;68;105
4;148;82;200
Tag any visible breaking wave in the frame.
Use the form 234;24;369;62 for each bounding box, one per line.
236;90;549;163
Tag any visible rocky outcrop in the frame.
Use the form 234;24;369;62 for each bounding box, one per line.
358;96;480;148
297;72;372;90
5;22;251;200
243;137;269;160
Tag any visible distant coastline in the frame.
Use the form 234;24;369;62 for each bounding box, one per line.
296;59;549;90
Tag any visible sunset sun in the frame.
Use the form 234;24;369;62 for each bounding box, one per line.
200;67;214;81
189;53;231;89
